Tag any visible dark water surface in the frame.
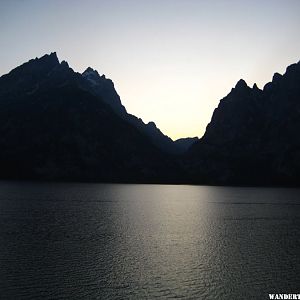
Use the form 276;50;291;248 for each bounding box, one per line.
0;182;299;299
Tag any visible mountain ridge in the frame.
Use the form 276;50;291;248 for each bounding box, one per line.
0;53;184;182
1;52;197;155
0;53;299;185
186;60;300;185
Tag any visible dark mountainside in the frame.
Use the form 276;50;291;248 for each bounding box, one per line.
0;53;299;185
174;137;199;153
81;66;188;154
186;61;300;185
0;53;182;182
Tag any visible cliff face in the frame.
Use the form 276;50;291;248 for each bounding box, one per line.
187;61;300;185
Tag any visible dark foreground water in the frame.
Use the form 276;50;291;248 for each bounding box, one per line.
0;182;299;299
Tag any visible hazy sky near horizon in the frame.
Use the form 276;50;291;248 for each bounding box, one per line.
1;0;300;139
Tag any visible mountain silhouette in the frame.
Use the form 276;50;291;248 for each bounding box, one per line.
186;61;300;185
0;53;182;182
0;53;299;185
174;137;199;152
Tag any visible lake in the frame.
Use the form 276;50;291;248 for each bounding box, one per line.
0;182;299;299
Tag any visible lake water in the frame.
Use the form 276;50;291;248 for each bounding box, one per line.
0;182;299;299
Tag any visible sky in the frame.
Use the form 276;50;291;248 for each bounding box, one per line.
1;0;300;140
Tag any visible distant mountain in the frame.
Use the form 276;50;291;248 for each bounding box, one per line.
186;61;300;185
0;53;183;182
174;137;199;152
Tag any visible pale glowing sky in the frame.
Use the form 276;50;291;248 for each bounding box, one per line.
1;0;300;139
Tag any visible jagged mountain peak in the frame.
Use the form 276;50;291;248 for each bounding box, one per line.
60;60;69;68
147;121;157;128
286;61;300;73
33;52;60;67
82;67;100;77
82;67;108;86
0;52;60;80
188;59;300;185
44;51;58;59
235;79;248;89
272;72;282;82
252;83;260;90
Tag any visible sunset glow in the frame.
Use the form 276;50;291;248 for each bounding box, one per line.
1;0;299;139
